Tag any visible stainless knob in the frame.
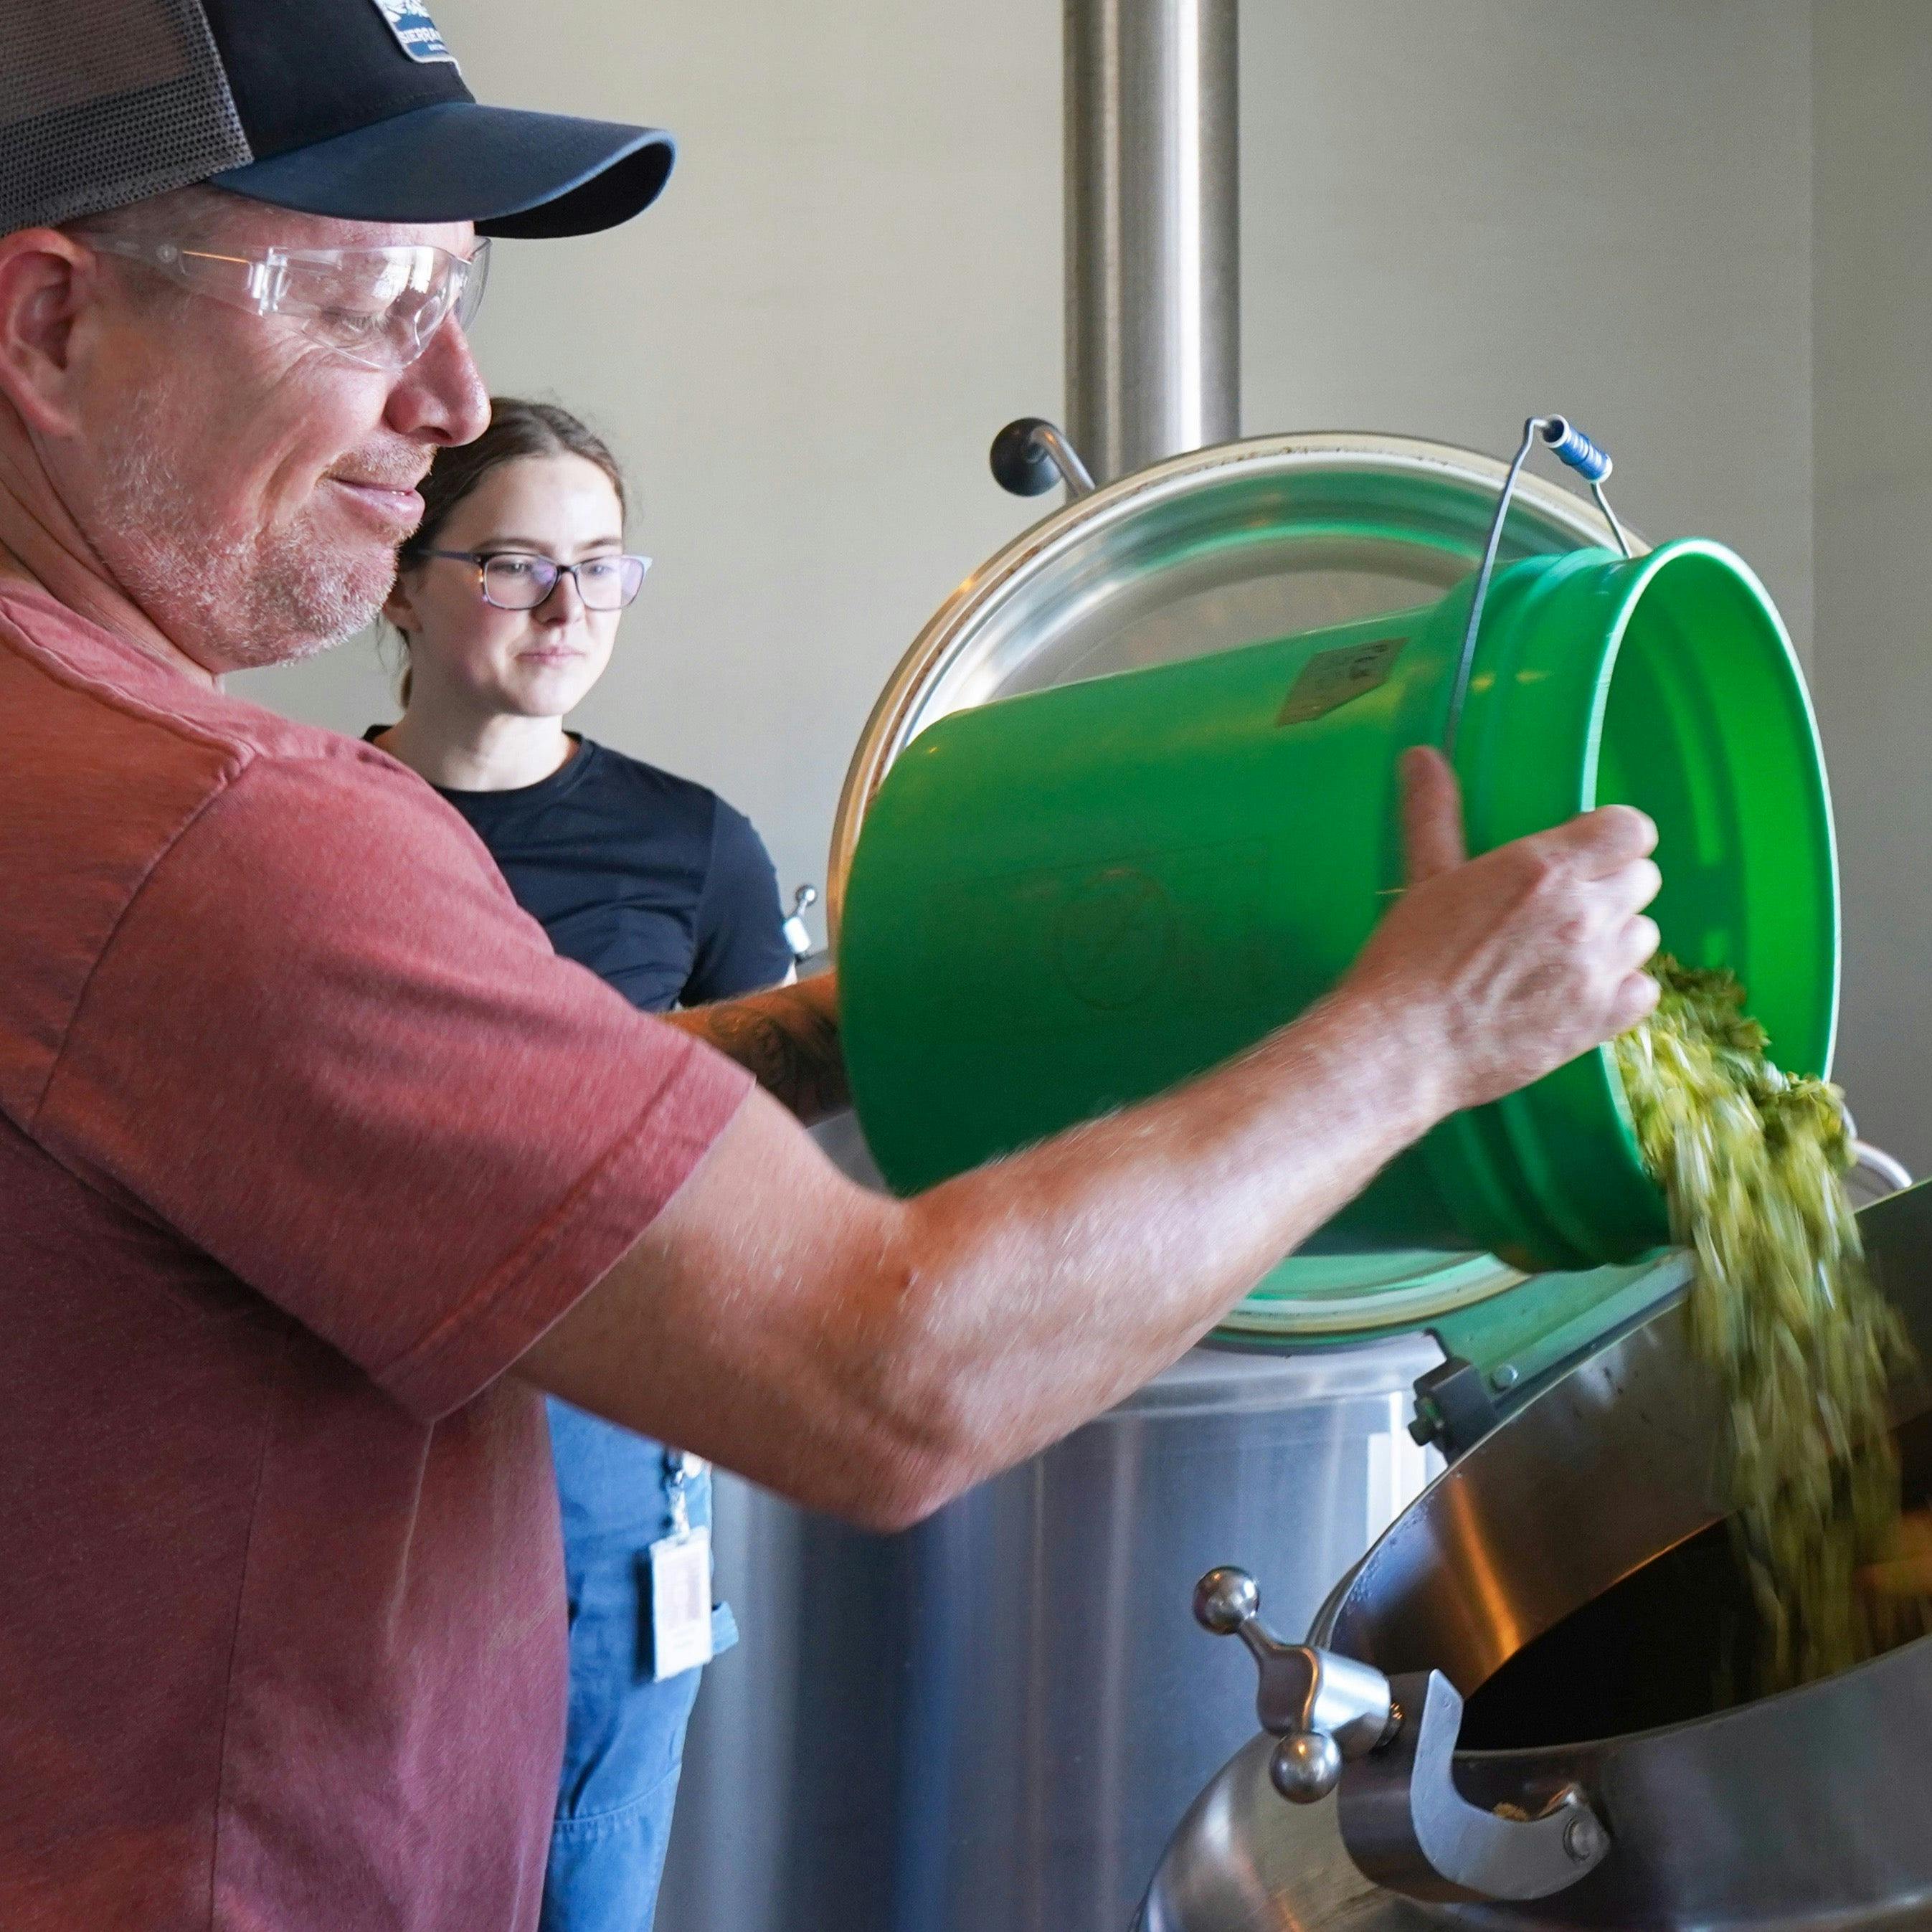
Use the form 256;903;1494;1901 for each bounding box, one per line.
1271;1729;1344;1805
1193;1565;1258;1633
1192;1566;1399;1804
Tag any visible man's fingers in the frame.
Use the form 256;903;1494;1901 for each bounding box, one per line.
1604;968;1661;1036
1625;858;1662;914
1578;861;1662;929
1619;914;1662;975
1538;803;1659;879
1401;746;1467;885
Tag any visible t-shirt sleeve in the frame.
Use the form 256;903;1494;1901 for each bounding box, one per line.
32;749;752;1422
683;800;794;1004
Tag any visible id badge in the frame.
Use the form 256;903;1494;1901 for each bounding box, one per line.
648;1525;715;1682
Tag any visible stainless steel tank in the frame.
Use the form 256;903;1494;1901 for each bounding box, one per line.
655;430;1658;1932
1141;1181;1932;1932
668;1307;1441;1932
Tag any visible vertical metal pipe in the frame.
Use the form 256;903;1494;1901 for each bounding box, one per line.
1066;0;1239;486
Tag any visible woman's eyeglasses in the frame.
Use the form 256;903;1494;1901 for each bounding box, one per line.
419;549;653;611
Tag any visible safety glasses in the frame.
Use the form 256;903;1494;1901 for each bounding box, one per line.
87;235;491;371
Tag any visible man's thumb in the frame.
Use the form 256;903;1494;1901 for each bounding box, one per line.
1401;746;1467;884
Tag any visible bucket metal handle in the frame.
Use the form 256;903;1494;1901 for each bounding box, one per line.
1193;1566;1611;1903
1444;414;1632;758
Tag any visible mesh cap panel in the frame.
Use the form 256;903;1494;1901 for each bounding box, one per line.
0;0;250;234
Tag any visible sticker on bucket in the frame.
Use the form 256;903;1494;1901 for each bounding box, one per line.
1278;635;1406;726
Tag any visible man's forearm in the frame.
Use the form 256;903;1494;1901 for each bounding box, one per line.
859;980;1451;1495
667;973;847;1123
523;976;1450;1530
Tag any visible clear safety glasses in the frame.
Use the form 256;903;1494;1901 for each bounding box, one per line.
86;235;492;371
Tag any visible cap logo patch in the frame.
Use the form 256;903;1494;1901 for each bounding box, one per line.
371;0;460;67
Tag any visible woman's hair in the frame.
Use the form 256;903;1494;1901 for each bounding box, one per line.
392;397;628;703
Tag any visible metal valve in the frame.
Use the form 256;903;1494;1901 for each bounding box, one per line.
1192;1567;1398;1803
1193;1564;1612;1903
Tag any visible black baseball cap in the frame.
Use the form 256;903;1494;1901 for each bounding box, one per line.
1;0;674;240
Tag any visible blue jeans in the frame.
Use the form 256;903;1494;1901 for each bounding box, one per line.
540;1401;737;1932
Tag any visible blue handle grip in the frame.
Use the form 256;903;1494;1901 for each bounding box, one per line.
1538;416;1612;483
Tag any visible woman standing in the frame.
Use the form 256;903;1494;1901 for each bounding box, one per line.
371;399;792;1932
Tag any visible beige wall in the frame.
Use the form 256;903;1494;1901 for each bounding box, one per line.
1243;0;1813;656
234;0;1816;952
1814;0;1932;1169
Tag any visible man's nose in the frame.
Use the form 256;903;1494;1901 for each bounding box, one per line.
386;318;491;448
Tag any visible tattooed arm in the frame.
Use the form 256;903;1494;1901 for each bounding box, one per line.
665;972;848;1124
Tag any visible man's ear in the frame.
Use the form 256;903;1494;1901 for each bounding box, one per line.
0;229;100;437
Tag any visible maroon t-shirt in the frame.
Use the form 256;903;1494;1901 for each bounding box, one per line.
0;583;751;1930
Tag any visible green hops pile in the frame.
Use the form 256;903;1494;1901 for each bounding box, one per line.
1614;959;1926;1693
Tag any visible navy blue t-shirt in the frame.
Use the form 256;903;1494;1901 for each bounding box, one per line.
365;729;790;1012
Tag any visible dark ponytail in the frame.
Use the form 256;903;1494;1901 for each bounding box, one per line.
392;398;628;704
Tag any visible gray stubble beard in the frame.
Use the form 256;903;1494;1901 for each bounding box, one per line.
90;413;396;673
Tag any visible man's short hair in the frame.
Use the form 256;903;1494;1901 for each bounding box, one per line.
58;182;237;248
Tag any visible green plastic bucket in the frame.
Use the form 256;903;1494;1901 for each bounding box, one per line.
839;537;1839;1272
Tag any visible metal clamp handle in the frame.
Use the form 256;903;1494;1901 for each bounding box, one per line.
1193;1566;1611;1903
990;417;1097;500
1343;1669;1610;1903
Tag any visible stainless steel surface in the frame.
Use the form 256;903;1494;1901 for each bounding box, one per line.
1144;1183;1932;1931
828;431;1634;935
662;1342;1444;1932
655;1106;1444;1932
1066;0;1239;482
1140;1734;1433;1932
1312;1300;1726;1703
1190;1567;1396;1801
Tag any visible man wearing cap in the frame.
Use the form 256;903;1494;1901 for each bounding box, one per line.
0;2;1663;1927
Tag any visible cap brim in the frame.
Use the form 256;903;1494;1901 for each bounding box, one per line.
213;100;675;240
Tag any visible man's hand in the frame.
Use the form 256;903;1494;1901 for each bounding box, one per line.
1341;747;1662;1117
